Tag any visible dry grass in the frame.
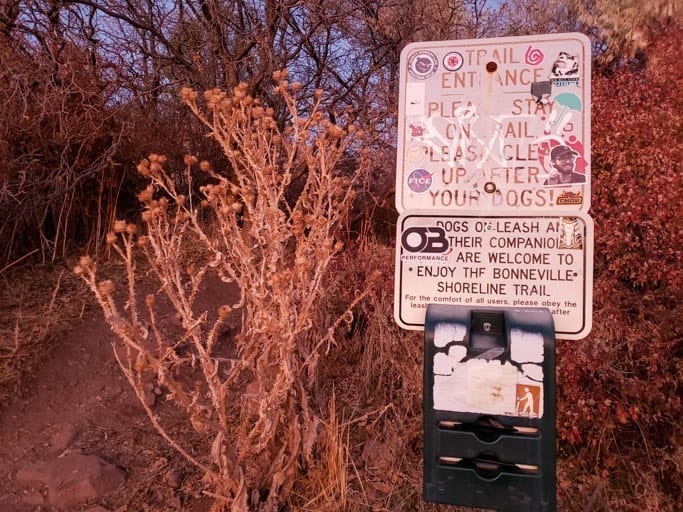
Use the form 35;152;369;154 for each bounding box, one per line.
0;264;88;403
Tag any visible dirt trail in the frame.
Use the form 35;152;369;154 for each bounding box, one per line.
0;306;209;511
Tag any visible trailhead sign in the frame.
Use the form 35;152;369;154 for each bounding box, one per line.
394;211;594;340
396;33;591;213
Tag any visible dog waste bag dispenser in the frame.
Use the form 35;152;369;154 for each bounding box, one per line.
423;305;556;512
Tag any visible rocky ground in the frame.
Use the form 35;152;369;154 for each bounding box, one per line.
0;271;239;511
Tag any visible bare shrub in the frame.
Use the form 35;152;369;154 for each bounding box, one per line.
0;36;122;265
76;75;379;511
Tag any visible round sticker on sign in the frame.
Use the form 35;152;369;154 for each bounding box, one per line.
407;169;433;193
408;50;439;80
443;51;464;71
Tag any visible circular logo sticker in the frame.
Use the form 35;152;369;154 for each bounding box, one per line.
408;51;438;80
407;168;433;193
443;51;464;71
406;145;426;162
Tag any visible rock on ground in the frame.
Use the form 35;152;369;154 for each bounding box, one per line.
15;452;125;509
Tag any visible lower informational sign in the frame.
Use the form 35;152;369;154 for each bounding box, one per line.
394;210;593;339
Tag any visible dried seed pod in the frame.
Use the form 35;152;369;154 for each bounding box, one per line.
326;124;343;137
219;98;232;111
180;87;198;102
137;160;151;176
97;280;115;295
105;232;117;245
138;187;153;203
113;220;127;233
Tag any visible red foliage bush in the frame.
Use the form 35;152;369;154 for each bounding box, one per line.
556;23;682;511
590;24;682;290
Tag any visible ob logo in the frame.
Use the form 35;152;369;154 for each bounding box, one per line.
401;227;449;253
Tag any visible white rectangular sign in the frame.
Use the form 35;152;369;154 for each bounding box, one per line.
396;33;591;212
394;211;593;339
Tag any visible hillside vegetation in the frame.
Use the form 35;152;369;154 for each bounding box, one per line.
0;1;680;510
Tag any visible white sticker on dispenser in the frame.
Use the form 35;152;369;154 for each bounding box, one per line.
432;328;545;418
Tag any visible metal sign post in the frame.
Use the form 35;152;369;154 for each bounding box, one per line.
393;33;594;512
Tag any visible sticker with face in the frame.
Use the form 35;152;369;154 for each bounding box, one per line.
550;52;579;78
541;143;586;186
552;145;579;173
